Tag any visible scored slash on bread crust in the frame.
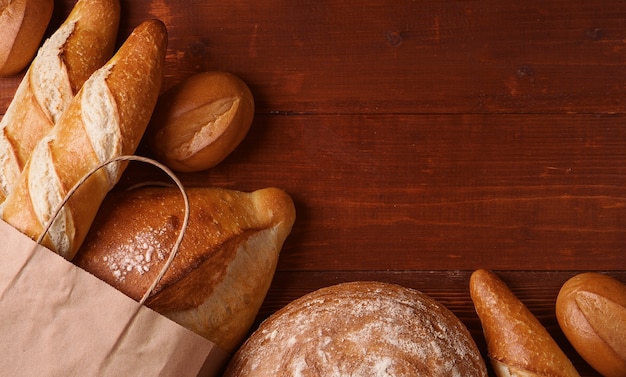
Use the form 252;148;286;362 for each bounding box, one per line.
556;272;626;377
1;19;167;260
74;186;297;353
469;269;580;377
147;71;256;172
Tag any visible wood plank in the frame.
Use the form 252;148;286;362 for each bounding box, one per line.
0;0;624;375
2;0;626;114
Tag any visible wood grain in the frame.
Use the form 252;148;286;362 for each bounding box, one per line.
2;0;625;375
194;113;626;272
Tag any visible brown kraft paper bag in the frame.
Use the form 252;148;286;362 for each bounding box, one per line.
0;157;229;376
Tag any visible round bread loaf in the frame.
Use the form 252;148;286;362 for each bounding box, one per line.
148;71;254;172
556;272;626;377
0;0;54;76
224;281;488;377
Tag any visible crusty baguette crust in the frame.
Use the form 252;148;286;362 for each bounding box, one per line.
0;0;120;203
1;19;167;260
556;272;626;377
0;0;54;76
74;186;296;352
58;0;122;94
470;269;580;377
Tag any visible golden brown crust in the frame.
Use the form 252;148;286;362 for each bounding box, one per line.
469;269;580;377
106;20;167;154
0;0;120;203
0;0;54;76
75;186;296;352
3;85;49;166
148;71;255;172
60;0;121;93
556;272;626;377
225;281;488;377
75;186;283;303
1;19;167;259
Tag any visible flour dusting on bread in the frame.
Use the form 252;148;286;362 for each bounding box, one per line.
225;281;487;377
101;225;168;281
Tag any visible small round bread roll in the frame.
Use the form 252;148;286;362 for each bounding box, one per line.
556;272;626;377
148;71;254;172
224;281;488;377
0;0;54;76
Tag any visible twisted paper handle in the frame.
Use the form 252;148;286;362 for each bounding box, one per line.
38;155;190;305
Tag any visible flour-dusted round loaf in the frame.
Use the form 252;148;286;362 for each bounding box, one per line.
224;281;488;377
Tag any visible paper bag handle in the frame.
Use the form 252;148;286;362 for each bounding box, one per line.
38;155;190;305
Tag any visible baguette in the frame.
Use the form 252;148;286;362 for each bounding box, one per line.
1;19;167;260
0;0;120;204
470;269;580;377
74;186;297;353
556;272;626;377
0;0;54;76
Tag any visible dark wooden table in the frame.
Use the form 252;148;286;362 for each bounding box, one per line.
2;1;625;375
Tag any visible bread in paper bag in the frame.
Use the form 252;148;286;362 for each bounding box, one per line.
75;185;297;353
0;0;120;203
0;157;229;377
